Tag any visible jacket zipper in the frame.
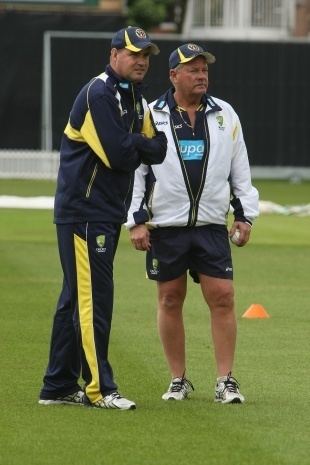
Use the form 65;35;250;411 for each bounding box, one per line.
147;181;156;213
190;117;210;225
130;83;136;133
171;114;210;227
121;84;136;214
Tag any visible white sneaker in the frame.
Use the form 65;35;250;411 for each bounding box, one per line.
215;372;245;404
38;390;84;406
85;392;136;410
162;377;194;400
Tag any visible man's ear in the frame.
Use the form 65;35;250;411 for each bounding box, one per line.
110;48;119;65
110;48;118;58
169;69;177;84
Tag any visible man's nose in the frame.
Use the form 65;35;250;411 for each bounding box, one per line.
137;57;147;65
197;70;207;79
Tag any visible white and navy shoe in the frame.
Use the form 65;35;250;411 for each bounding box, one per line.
38;390;84;406
84;392;136;410
162;377;194;401
215;372;245;404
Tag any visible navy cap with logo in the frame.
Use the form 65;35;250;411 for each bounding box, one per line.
111;26;160;55
169;43;216;69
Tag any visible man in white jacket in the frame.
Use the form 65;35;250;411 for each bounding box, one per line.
126;43;259;404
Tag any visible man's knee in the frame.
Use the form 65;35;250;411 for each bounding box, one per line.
206;281;234;312
159;291;184;312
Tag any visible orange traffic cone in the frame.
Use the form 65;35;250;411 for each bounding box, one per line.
242;304;270;319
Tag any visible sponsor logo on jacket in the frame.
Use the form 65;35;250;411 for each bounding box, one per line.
216;115;225;131
178;140;205;160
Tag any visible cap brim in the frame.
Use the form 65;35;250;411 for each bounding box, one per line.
181;51;216;65
125;42;160;55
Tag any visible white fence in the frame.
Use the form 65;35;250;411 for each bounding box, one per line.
0;150;59;180
1;150;310;181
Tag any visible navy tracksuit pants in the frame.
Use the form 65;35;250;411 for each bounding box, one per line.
40;222;121;403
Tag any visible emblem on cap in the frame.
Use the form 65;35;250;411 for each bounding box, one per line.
187;43;201;51
135;28;147;39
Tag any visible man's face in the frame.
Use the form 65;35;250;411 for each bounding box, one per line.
111;48;151;83
170;56;209;98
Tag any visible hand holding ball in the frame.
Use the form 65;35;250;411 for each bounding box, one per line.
230;229;241;245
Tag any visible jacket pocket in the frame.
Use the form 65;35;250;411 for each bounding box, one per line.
85;162;98;198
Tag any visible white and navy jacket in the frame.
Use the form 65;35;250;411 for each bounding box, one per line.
126;89;259;229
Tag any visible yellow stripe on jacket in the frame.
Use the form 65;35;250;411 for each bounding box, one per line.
141;110;156;138
64;113;111;168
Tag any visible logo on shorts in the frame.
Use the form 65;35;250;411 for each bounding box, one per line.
96;235;106;253
150;258;159;275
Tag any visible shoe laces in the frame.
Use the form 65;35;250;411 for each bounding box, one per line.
106;391;122;400
223;372;240;393
65;391;83;402
170;377;194;393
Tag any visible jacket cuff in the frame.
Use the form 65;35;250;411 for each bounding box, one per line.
132;133;147;150
234;215;253;226
133;209;150;225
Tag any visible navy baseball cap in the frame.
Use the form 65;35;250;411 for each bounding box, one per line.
111;26;160;55
169;43;216;69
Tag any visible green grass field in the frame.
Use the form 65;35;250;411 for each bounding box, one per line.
0;180;309;465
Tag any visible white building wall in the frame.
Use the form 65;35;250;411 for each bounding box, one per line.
182;0;297;40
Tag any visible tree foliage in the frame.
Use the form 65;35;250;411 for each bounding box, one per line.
127;0;172;30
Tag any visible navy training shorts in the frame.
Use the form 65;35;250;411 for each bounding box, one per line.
146;224;233;283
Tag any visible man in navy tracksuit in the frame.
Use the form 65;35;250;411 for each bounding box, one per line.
38;26;167;410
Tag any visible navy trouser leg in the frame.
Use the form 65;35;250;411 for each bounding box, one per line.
40;222;120;402
76;223;120;401
40;226;81;399
40;280;81;398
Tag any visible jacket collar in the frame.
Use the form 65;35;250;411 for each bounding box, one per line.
153;87;222;114
105;65;145;98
